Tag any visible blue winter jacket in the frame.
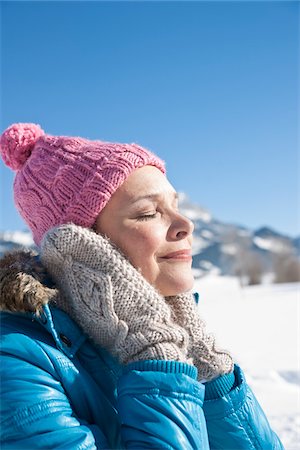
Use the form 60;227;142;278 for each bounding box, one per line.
0;252;284;449
1;304;284;450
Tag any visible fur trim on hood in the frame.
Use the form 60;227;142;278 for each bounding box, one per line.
0;249;58;316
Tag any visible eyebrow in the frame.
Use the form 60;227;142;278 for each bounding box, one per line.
131;191;178;204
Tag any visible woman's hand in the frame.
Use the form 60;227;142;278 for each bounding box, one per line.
165;293;234;381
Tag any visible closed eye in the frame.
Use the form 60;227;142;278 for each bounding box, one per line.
136;213;158;221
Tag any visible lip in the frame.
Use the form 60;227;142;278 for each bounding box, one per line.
161;249;192;261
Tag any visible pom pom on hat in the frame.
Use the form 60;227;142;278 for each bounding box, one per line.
0;123;45;171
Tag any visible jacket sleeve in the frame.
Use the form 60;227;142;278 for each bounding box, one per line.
203;365;284;450
117;360;210;450
0;341;108;449
1;344;211;450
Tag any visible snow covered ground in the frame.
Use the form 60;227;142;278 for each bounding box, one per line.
194;276;300;449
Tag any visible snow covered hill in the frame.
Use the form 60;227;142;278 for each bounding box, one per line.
179;193;299;280
195;276;300;449
0;230;36;257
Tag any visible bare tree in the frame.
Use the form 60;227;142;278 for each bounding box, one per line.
246;252;264;285
273;246;300;283
235;249;264;286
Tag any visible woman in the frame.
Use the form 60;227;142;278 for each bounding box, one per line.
0;123;283;449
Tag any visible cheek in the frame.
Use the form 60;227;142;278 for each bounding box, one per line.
119;226;163;278
126;227;161;262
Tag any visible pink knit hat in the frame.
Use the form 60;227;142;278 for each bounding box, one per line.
0;123;165;246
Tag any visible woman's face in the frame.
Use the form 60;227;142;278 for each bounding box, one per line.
95;166;194;296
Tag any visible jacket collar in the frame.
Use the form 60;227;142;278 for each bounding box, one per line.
0;249;86;358
35;304;87;358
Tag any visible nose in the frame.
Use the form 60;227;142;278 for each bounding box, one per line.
168;212;194;240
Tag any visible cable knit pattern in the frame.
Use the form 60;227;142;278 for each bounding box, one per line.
165;293;234;381
0;123;165;246
40;224;190;365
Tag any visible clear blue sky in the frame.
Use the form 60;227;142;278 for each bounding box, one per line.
1;1;299;237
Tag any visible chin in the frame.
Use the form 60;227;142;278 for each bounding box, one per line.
158;275;195;297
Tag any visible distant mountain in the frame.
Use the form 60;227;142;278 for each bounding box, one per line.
178;194;299;280
292;236;300;257
1;194;299;282
0;230;36;257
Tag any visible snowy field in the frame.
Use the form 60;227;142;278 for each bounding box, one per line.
194;276;300;450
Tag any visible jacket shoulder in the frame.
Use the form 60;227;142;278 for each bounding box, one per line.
0;311;64;376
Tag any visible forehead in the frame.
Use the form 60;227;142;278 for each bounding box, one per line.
118;166;175;201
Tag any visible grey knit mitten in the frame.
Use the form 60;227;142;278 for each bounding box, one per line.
165;293;234;381
40;224;190;365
